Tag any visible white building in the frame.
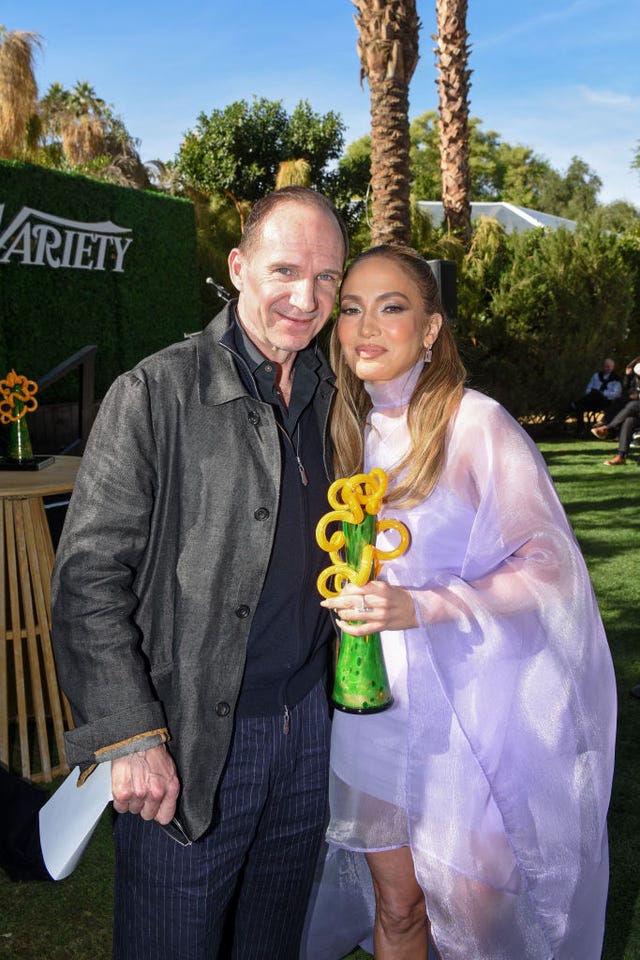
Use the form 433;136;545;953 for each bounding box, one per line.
416;201;577;234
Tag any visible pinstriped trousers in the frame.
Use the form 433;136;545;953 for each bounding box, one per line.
112;681;330;960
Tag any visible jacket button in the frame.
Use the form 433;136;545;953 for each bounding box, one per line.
248;411;260;425
215;701;230;717
235;605;250;619
254;507;270;521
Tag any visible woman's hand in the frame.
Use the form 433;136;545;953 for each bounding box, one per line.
321;581;418;635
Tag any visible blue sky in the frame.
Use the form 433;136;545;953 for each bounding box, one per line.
11;0;640;207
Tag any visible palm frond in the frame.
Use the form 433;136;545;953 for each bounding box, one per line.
0;28;41;157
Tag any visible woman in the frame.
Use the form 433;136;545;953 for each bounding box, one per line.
317;246;616;959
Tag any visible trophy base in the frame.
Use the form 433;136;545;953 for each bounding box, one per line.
0;455;56;471
331;696;394;715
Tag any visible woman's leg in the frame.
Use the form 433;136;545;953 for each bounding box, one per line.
365;846;429;959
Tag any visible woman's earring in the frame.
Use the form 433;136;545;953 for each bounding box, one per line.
423;344;433;364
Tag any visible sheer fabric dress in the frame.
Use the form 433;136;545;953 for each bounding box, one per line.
315;363;616;960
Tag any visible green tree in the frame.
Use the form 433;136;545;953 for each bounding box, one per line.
457;222;634;418
409;113;607;222
323;134;372;243
334;135;372;200
176;97;345;208
632;140;640;179
592;201;640;234
286;100;345;188
537;156;602;220
616;226;640;359
494;143;555;208
410;112;441;200
410;111;558;207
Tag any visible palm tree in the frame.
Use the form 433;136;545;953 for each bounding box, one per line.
40;81;108;165
353;0;420;246
0;26;41;159
434;0;472;244
38;80;150;186
275;158;311;189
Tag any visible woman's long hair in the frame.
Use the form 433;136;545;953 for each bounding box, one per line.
330;245;467;508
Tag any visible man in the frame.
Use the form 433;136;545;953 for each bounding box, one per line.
590;355;640;464
51;187;348;959
598;353;640;423
591;398;640;464
570;356;621;435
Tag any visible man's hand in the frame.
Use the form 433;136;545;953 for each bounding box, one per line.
111;744;180;825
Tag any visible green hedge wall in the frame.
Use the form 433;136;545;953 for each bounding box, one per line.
0;161;201;401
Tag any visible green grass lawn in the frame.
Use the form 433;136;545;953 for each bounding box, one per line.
539;438;640;960
1;436;638;959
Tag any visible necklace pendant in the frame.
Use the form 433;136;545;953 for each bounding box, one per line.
297;457;309;486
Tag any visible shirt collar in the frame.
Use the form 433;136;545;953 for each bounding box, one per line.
230;312;323;433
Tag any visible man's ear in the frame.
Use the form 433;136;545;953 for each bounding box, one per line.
228;249;243;292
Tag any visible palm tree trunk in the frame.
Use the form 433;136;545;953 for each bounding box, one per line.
354;0;420;246
435;0;472;244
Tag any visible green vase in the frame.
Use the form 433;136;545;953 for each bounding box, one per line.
331;513;393;714
7;401;34;462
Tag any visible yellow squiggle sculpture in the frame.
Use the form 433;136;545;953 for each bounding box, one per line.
315;467;410;598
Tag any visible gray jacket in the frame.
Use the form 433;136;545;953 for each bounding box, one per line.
51;305;335;840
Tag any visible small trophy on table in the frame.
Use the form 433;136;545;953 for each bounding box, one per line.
316;467;409;714
0;369;54;469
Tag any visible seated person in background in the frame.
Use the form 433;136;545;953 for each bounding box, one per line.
599;356;640;424
570;357;621;435
591;393;640;465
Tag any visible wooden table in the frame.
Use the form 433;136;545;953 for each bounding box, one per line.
0;456;81;782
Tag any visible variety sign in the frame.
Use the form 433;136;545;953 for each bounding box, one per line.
0;204;133;272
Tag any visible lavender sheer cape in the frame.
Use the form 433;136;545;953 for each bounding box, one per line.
302;372;616;960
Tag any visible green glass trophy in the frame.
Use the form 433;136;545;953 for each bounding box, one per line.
316;468;410;714
0;370;37;465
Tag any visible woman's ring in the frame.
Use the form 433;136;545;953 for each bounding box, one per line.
359;597;373;614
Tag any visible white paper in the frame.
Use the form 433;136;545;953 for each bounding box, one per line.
39;761;113;880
